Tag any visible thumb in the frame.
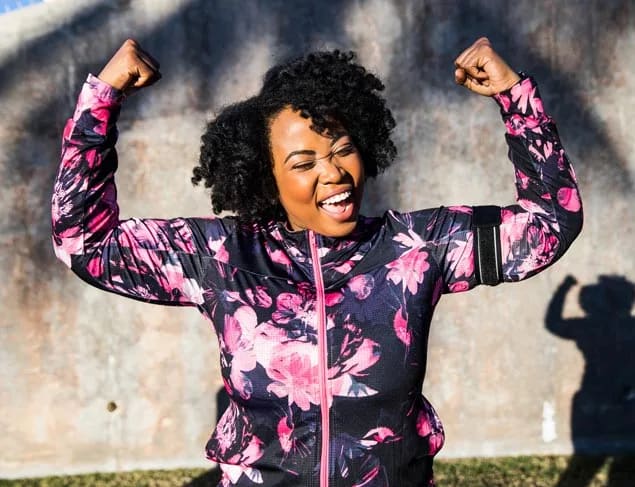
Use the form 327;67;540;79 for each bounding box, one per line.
458;73;492;96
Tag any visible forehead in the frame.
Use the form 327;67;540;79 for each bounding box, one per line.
268;107;345;158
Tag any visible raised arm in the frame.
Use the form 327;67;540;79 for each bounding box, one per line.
545;275;578;339
51;40;226;305
412;38;583;293
493;74;582;282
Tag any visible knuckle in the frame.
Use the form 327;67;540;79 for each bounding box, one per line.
123;39;140;55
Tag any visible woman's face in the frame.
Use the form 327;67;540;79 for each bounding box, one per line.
269;107;364;237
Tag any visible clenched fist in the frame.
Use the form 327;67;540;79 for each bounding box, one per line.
98;39;161;94
454;37;520;96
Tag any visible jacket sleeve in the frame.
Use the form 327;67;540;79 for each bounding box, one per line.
416;75;583;294
51;75;227;306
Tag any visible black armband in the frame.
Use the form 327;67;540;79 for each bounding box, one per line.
472;205;503;286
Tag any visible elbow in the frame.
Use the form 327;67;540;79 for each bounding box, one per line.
52;237;72;268
570;196;584;240
51;233;83;269
51;199;73;268
557;206;584;257
557;184;584;248
575;205;584;239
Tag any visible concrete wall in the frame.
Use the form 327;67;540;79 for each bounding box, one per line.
1;0;634;478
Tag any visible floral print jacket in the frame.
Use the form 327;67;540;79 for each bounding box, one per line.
52;74;582;487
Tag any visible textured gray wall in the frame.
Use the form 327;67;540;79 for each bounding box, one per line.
1;0;634;478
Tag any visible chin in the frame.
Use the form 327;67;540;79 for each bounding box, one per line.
320;219;358;238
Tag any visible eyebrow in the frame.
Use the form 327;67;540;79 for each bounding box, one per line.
284;149;316;165
283;136;349;165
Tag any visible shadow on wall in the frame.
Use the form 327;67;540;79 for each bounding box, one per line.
1;0;635;471
546;275;635;486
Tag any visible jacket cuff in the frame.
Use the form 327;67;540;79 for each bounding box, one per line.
86;73;125;103
72;74;124;125
493;74;550;137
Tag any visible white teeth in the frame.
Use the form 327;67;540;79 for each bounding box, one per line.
321;191;351;205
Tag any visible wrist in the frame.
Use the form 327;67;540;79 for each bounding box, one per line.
506;72;522;89
86;74;125;103
96;68;132;92
495;72;522;95
492;72;534;110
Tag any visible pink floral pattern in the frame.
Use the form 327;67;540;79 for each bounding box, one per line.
386;229;430;295
208;402;265;485
51;74;582;485
328;321;381;398
266;351;321;411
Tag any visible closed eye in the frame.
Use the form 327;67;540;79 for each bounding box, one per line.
334;144;356;156
291;143;356;170
292;160;316;171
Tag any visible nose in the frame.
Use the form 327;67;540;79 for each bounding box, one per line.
317;156;346;184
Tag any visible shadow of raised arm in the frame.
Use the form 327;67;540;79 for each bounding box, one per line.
546;275;578;339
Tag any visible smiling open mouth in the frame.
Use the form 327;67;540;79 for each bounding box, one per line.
319;191;354;217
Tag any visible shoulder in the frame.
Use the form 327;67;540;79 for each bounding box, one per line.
384;206;474;236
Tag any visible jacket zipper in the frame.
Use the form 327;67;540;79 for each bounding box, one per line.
308;230;329;487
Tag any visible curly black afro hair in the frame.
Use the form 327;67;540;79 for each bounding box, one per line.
192;50;397;224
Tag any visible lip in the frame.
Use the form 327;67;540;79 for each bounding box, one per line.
318;187;353;205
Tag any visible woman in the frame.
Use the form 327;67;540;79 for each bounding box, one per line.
51;37;583;486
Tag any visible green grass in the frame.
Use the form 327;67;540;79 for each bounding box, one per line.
1;455;634;486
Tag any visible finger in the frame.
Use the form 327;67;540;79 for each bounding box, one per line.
460;64;489;80
460;76;492;96
454;37;492;70
127;60;161;89
132;67;161;89
454;68;485;86
137;48;161;71
454;47;474;70
132;50;161;82
129;75;160;93
133;49;159;74
454;67;466;85
454;39;479;64
123;38;160;72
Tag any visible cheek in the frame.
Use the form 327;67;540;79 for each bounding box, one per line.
275;171;316;209
347;156;365;185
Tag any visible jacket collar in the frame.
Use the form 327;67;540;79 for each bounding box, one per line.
217;215;388;287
